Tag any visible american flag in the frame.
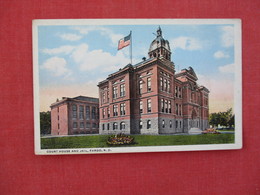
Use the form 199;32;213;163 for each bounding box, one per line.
118;33;131;50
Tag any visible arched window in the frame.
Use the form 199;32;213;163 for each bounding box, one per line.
147;120;151;129
139;101;143;114
160;77;163;91
161;99;164;112
120;122;125;130
147;99;152;113
113;122;118;130
165;99;168;113
139;80;143;94
139;120;143;129
164;78;167;91
162;120;165;128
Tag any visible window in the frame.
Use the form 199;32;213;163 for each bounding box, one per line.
92;107;96;119
102;124;105;130
162;120;165;128
147;99;152;113
79;105;84;119
139;101;143;114
179;87;182;98
86;122;90;129
73;122;77;129
160;77;163;91
169;101;172;113
139;120;143;129
120;103;126;115
139;80;143;94
80;122;84;129
147;77;151;92
161;99;164;112
72;105;77;119
107;123;110;130
113;122;118;130
92;123;97;128
164;78;167;92
170;120;172;128
107;108;110;118
120;84;125;97
102;109;105;118
165;99;168;113
176;120;178;128
120;122;125;130
86;106;90;120
176;103;179;116
113;105;118;116
147;120;151;129
113;87;118;99
102;92;105;103
180;121;182;128
167;80;170;93
179;105;182;116
175;86;178;97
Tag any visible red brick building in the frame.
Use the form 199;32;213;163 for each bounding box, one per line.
50;96;99;135
98;27;209;135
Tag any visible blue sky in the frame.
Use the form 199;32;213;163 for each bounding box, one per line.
37;21;236;112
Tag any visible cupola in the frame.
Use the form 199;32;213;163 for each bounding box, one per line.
148;27;171;61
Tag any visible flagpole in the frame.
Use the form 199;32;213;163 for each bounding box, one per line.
130;31;132;65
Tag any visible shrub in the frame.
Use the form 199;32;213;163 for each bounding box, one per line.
202;128;221;134
107;133;135;146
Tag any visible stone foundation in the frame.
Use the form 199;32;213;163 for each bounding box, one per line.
100;120;131;135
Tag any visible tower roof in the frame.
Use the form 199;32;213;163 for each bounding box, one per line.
148;26;171;53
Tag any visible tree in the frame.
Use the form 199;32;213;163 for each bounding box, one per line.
209;112;219;127
40;111;51;135
209;108;235;128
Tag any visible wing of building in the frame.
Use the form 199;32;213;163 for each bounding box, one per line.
98;27;209;135
50;96;99;135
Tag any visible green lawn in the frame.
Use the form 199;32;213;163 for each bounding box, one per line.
41;134;234;149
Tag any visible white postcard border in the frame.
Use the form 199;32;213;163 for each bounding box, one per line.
33;19;242;155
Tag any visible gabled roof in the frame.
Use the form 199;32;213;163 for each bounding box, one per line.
175;66;198;81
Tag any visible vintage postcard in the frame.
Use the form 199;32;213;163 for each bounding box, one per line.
33;19;242;155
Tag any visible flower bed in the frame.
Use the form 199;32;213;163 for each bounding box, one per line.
202;128;221;134
107;133;135;146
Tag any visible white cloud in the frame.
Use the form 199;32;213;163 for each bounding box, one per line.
58;33;82;41
213;51;230;59
42;45;75;55
72;26;124;46
41;57;72;77
221;26;234;47
218;63;234;74
71;43;130;72
171;36;202;51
